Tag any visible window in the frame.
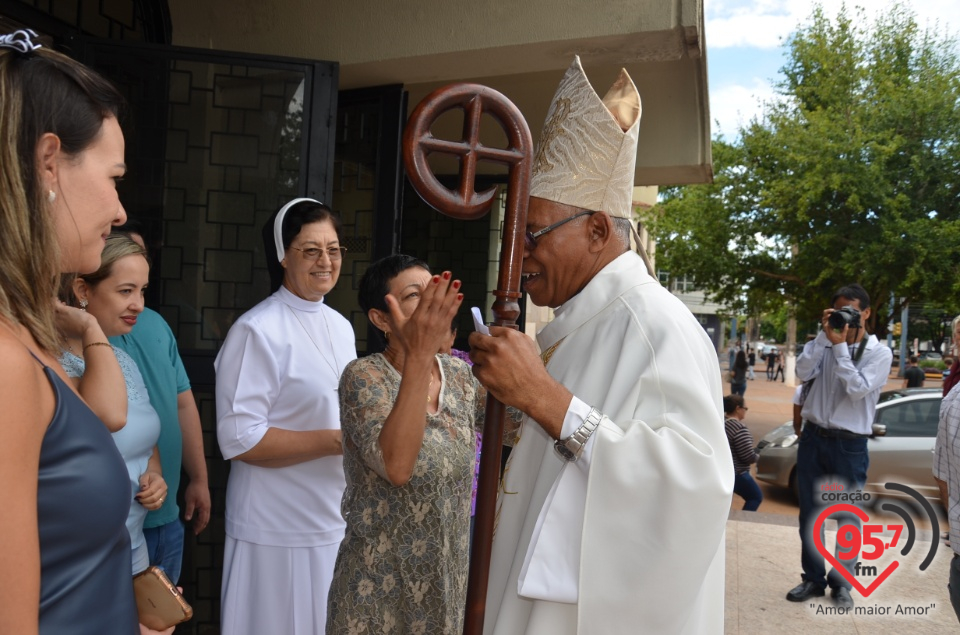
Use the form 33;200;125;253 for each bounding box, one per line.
875;397;941;437
675;274;696;293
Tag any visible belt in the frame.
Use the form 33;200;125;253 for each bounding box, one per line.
807;422;869;440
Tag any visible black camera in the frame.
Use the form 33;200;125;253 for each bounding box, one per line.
828;306;861;330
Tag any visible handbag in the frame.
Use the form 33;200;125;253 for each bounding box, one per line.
133;566;193;630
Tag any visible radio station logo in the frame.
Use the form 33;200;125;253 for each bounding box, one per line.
812;481;939;597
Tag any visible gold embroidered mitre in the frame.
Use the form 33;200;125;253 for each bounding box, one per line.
530;56;642;219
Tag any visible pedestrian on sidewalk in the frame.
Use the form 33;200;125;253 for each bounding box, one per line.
730;350;748;396
724;395;762;511
774;350;785;382
903;356;925;388
766;348;776;380
747;348;756;380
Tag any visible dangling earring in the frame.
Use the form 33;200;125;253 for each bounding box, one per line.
79;299;87;311
48;190;56;204
384;331;390;342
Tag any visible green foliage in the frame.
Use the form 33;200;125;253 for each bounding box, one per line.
907;304;955;354
642;3;960;330
757;303;791;342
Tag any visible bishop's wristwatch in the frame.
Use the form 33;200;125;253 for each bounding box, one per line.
554;407;602;462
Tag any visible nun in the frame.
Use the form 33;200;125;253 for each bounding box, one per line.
216;199;356;634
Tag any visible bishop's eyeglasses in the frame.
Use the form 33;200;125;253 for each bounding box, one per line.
524;210;595;250
292;246;347;261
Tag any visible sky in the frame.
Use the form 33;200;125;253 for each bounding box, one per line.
705;0;960;139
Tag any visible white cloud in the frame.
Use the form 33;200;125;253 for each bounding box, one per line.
709;81;780;139
706;0;960;139
707;0;960;50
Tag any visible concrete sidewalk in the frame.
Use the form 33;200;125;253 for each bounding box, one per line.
723;361;955;633
725;511;954;634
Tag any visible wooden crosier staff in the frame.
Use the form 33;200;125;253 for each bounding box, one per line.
402;83;533;635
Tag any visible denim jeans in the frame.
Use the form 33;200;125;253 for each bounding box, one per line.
143;519;185;584
731;382;747;397
796;427;869;591
734;471;763;511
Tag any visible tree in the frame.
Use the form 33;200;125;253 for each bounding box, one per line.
907;304;953;355
642;3;960;330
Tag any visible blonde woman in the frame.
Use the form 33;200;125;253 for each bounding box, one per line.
59;235;167;577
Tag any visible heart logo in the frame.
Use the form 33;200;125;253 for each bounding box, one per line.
813;503;899;597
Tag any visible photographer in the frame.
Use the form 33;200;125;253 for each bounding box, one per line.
785;284;892;610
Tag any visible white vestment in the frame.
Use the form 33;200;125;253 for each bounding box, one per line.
215;286;356;635
484;251;733;635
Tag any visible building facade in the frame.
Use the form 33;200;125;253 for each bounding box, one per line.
0;1;712;631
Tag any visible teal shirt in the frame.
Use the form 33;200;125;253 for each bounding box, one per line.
110;307;191;528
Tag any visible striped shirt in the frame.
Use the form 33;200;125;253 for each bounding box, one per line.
724;416;758;475
934;383;960;554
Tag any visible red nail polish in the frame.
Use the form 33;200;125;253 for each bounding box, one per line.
442;271;451;280
433;275;440;283
452;280;461;289
457;293;464;301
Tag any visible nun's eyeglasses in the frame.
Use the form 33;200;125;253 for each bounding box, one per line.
292;246;347;261
524;211;594;250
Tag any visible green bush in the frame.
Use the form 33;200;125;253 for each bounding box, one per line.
919;360;947;371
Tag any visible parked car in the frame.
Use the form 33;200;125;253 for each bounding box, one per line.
755;388;942;503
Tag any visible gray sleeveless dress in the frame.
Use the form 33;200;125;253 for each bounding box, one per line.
35;357;138;634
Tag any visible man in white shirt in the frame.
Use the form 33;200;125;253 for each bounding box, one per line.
786;284;892;610
468;56;732;635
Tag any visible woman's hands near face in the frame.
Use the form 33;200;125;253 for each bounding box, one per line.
53;299;99;341
385;272;463;358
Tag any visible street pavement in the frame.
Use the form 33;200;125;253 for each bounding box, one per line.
721;360;954;633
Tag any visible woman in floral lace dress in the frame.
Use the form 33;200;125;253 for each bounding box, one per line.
327;255;481;635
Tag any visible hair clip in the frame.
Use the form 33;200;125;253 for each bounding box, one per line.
0;29;42;55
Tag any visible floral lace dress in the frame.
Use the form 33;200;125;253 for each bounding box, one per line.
327;353;484;635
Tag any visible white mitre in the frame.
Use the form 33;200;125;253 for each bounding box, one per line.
530;56;642;219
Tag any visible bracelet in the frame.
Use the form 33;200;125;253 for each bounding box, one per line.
82;341;112;353
554;407;602;462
